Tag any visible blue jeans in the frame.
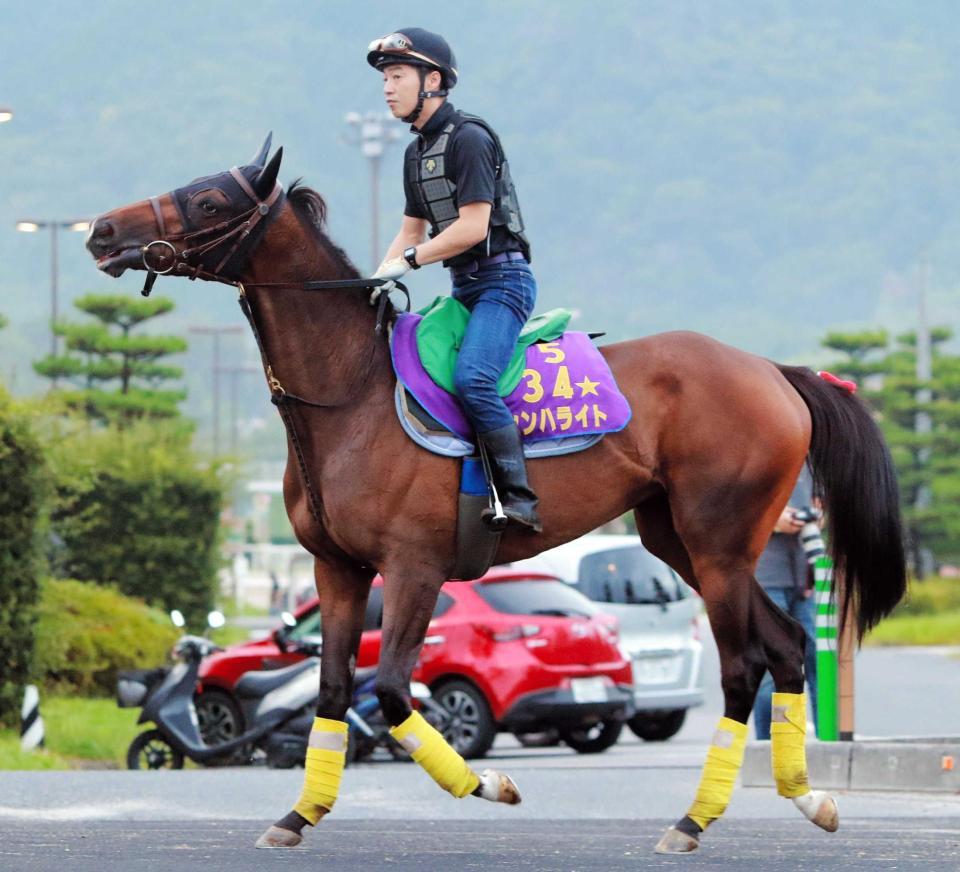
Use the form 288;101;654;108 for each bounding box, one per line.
451;261;537;434
752;586;818;740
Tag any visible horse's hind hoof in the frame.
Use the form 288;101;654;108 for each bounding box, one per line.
254;825;303;849
654;826;699;854
811;794;839;833
475;768;522;804
793;790;839;833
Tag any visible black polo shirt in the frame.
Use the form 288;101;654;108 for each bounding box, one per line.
403;101;525;268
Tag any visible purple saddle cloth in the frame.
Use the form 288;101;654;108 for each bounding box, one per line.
390;312;632;443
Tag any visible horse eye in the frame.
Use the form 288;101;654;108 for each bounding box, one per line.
201;200;218;215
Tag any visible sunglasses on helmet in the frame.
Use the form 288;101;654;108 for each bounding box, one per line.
368;32;441;68
368;32;414;53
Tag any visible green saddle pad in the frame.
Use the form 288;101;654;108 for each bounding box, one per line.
415;295;572;396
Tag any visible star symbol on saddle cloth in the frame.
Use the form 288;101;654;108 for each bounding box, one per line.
576;375;600;397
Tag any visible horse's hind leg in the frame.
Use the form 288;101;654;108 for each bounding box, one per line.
255;556;374;849
376;564;521;806
753;584;839;833
654;552;768;854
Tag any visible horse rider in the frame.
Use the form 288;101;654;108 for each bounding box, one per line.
367;27;542;533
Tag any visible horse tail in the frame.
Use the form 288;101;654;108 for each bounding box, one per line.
776;365;906;642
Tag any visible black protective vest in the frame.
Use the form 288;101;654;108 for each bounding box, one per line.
406;110;531;264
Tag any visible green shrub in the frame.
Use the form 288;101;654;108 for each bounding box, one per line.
892;576;960;617
0;389;46;725
45;421;228;627
32;579;179;695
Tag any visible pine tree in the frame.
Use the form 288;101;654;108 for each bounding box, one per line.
33;294;187;421
823;328;960;570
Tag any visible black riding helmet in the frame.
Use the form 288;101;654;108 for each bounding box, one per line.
367;28;458;123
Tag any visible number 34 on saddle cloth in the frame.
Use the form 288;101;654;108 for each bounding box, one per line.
389;301;632;457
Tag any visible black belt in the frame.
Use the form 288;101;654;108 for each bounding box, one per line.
449;251;526;277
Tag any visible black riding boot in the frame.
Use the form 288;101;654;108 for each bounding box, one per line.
478;425;542;533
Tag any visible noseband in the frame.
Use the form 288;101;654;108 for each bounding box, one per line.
140;166;284;296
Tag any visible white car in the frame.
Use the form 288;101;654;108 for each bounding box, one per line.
509;534;705;741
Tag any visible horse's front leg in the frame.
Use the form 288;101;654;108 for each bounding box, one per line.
256;555;374;849
376;565;521;806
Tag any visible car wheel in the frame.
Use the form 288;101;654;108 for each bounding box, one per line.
432;679;496;759
194;689;247;765
127;729;185;770
559;718;623;754
628;709;687;742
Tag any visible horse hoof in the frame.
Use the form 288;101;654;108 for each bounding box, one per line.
476;768;522;804
254;825;303;849
811;795;839;833
793;790;839;833
654;826;699;854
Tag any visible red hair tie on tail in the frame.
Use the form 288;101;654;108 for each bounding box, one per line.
816;371;857;394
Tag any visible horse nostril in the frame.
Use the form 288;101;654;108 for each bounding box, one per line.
92;219;114;240
86;218;116;254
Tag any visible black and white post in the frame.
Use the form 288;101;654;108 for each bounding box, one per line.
20;684;44;751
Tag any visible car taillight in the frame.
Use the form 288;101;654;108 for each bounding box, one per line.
690;616;701;642
597;618;619;643
478;623;541;642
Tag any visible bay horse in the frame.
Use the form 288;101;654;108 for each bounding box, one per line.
85;137;906;854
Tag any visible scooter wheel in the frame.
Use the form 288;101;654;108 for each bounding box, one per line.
127;729;185;770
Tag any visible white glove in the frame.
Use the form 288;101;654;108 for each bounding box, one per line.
370;257;411;305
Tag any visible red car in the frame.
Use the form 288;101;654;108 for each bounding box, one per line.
199;568;634;757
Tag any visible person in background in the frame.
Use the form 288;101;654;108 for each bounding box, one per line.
752;464;819;739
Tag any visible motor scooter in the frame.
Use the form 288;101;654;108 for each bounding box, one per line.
119;610;443;769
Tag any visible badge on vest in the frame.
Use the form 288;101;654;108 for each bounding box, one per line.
425;158;437;174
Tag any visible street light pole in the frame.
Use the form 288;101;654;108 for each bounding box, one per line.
189;325;245;455
215;365;262;453
15;219;91;358
343;111;403;270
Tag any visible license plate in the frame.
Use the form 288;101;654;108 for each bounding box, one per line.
571;676;608;703
634;655;682;685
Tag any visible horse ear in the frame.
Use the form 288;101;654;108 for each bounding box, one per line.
248;131;273;168
255;146;283;197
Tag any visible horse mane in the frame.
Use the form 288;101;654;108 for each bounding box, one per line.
286;179;361;277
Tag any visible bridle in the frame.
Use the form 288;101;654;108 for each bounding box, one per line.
139;166;285;297
137;165;409;405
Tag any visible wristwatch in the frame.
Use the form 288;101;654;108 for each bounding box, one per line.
403;246;421;270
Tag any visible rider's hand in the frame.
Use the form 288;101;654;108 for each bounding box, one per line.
773;506;804;535
369;257;410;305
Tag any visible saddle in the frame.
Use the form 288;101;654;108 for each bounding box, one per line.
391;299;632;456
389;299;633;581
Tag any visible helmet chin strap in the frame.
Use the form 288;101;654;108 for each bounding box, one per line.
402;67;448;124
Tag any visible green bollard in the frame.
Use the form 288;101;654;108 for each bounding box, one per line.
814;556;839;741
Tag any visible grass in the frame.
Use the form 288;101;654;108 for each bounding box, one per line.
863;576;960;646
0;696;143;770
865;610;960;646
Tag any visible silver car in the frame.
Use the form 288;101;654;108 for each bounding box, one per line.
510;534;705;741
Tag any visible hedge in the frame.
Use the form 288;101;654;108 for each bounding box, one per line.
45;421;228;628
31;578;179;696
0;390;46;724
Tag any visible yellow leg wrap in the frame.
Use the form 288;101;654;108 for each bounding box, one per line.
390;710;480;798
771;691;810;798
687;717;748;830
293;717;348;825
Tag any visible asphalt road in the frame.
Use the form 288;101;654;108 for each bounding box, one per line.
1;640;958;870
